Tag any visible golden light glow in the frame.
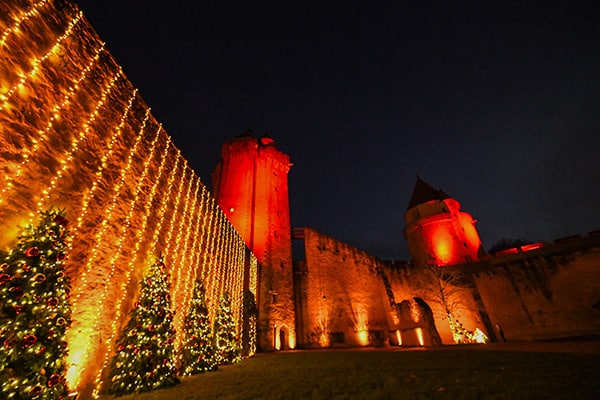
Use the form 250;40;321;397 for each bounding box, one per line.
169;167;197;351
174;184;208;353
68;117;162;390
317;312;330;348
473;328;488;344
65;343;87;387
0;9;83;113
0;40;105;206
2;3;254;396
288;333;296;350
275;327;281;351
415;327;425;346
0;0;50;46
396;330;402;346
357;330;369;346
69;84;137;312
355;304;369;346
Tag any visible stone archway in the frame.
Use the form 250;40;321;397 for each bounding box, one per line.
277;325;288;350
395;297;442;347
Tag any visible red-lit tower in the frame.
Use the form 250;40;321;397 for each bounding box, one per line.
404;177;485;266
212;132;296;351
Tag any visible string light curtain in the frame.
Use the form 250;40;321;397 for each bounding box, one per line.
0;1;253;396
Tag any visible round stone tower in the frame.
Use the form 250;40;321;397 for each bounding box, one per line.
212;132;296;351
403;177;485;266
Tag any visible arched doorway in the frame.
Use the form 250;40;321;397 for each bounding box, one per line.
277;325;288;350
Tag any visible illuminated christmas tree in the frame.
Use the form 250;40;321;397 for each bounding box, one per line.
108;259;178;396
0;208;72;399
179;280;218;375
214;292;241;365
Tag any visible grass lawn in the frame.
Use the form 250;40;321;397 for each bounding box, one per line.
102;345;600;400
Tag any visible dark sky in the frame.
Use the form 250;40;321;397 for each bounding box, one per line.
75;0;599;260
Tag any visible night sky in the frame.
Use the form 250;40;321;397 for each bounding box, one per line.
75;0;599;260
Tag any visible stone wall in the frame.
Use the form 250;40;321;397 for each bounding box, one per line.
296;229;600;348
384;260;488;344
0;1;253;396
466;234;600;341
296;228;396;347
296;228;499;346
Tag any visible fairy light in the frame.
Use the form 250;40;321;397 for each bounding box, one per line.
159;166;194;344
179;185;209;317
219;213;229;298
204;199;220;324
234;236;245;329
50;66;124;253
178;182;204;299
202;201;216;323
237;236;246;329
211;212;226;324
147;152;182;258
223;224;236;330
1;1;257;393
176;187;206;328
36;80;136;225
0;10;83;112
90;129;175;397
222;223;232;295
160;159;190;261
169;174;199;349
227;230;238;326
0;40;106;207
249;252;258;297
230;231;244;333
0;0;50;46
172;179;204;352
65;113;159;387
67;67;126;243
67;84;136;310
198;195;216;316
85;122;164;389
169;170;198;310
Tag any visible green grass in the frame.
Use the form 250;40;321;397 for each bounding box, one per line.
102;347;600;400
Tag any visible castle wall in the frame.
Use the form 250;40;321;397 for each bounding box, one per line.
0;1;252;396
297;230;600;348
384;262;489;344
466;235;600;341
297;228;396;347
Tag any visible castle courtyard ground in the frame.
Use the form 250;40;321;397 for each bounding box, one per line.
101;338;600;400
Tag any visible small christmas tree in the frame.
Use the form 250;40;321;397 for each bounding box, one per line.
108;259;178;396
179;280;218;375
0;208;72;399
213;292;240;365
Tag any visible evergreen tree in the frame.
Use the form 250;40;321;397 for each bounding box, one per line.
0;208;72;399
213;292;240;365
108;259;178;396
179;280;217;375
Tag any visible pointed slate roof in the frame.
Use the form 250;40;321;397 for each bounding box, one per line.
407;176;451;210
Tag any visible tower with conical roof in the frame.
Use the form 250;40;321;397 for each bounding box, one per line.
212;132;296;351
403;177;485;266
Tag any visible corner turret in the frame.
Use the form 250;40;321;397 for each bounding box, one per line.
403;177;485;266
